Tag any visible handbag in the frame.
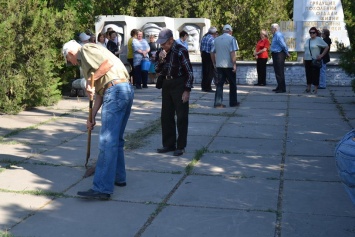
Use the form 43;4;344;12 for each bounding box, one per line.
309;39;322;69
155;74;164;89
141;57;151;71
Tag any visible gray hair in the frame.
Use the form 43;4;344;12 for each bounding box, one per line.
271;23;279;31
62;40;81;64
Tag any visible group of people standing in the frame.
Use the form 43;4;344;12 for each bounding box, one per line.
61;22;332;200
253;24;331;95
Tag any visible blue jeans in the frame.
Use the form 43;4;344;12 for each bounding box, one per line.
335;129;355;205
93;83;134;194
214;67;238;107
319;61;327;88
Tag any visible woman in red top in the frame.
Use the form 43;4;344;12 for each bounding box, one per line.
253;30;270;86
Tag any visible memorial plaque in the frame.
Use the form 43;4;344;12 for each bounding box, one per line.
281;0;350;52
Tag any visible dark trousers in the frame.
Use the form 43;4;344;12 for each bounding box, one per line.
134;65;148;89
272;52;286;91
161;77;189;149
201;51;215;91
304;60;320;86
127;58;134;84
256;58;268;85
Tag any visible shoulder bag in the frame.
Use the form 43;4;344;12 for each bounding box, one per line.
309;39;322;69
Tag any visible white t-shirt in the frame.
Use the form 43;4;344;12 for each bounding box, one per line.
304;37;328;60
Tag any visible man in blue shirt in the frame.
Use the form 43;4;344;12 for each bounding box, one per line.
270;23;290;93
200;27;218;92
176;30;188;50
211;24;239;108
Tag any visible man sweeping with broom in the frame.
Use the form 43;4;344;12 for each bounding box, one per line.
62;40;134;200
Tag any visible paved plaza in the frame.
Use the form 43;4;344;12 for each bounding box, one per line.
0;84;355;237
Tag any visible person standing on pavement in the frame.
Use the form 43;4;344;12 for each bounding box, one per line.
303;27;329;95
175;30;189;50
211;24;240;108
319;28;332;89
270;23;290;93
200;26;218;92
155;28;194;156
253;30;270;86
62;40;134;200
127;29;138;85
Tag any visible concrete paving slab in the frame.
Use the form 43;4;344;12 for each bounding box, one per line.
241;100;288;109
0;164;82;192
286;139;336;157
168;175;279;210
66;170;183;203
284;156;339;181
8;127;84;147
227;114;286;126
29;143;99;166
282;180;355;216
287;122;350;141
219;123;284;139
193;153;281;178
0;192;52;231
0;144;48;160
189;114;228;123
288;101;337;110
8;197;157;237
125;150;191;172
188;121;222;136
288;108;342;119
237;108;287;118
241;93;288;102
143;206;276;237
209;137;284;156
281;212;355;237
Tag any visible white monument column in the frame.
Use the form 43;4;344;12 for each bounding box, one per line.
292;0;351;57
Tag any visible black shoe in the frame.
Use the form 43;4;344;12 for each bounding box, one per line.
157;146;176;153
254;83;260;86
275;90;286;93
77;189;111;200
259;84;265;86
272;88;279;92
173;149;185;156
230;102;240;107
143;85;148;88
114;182;126;187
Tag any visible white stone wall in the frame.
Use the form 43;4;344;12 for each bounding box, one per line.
191;62;354;86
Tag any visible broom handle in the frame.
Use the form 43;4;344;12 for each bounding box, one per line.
85;73;95;168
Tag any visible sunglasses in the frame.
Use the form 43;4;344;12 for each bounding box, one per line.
309;32;317;34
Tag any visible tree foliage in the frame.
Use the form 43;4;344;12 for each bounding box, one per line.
0;0;76;114
338;0;355;80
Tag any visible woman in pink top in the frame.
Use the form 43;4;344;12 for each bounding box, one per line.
253;30;270;86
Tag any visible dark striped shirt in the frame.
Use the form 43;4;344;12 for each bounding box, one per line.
155;41;194;91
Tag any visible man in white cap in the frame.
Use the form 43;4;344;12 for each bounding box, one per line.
200;26;218;92
79;32;91;45
211;24;240;108
62;40;134;200
155;28;194;156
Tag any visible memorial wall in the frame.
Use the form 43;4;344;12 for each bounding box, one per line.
281;0;350;55
95;15;210;63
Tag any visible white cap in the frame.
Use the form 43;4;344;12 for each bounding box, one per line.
223;24;233;32
79;32;90;42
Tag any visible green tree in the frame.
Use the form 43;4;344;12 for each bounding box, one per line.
338;0;355;82
0;0;76;114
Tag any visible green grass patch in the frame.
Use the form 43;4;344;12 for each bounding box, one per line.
185;147;208;175
125;119;161;150
0;188;66;198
